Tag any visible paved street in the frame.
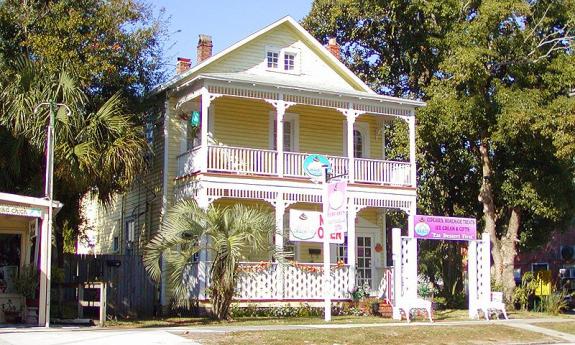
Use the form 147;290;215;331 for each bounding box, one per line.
2;318;575;345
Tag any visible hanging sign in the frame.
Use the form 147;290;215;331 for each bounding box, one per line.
303;154;331;180
189;111;200;127
324;180;347;233
289;209;344;244
414;215;476;241
0;204;42;218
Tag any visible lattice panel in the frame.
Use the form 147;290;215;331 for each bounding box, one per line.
476;239;489;301
282;265;324;299
235;264;278;299
400;237;417;299
207;85;279;101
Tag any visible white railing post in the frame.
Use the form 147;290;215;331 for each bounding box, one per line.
200;89;211;173
276;98;285;177
346;112;356;183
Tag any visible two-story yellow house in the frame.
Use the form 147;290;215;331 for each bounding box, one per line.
81;16;423;306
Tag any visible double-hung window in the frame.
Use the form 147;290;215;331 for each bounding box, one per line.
266;47;300;74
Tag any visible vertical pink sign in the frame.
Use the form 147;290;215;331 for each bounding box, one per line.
324;180;347;234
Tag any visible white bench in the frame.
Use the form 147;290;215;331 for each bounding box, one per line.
477;292;508;320
398;297;433;322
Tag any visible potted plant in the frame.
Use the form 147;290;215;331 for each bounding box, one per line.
2;299;21;323
13;265;39;323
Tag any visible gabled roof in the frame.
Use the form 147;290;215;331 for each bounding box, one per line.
152;16;375;95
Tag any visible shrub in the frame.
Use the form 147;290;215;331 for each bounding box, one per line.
513;272;537;311
539;292;569;315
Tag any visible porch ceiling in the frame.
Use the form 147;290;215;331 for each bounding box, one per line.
174;73;424;117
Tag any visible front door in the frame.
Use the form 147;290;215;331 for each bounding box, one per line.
356;235;373;289
335;234;374;289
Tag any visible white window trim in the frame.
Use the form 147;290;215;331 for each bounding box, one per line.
268;112;299;152
343;121;370;158
265;46;281;71
265;46;301;74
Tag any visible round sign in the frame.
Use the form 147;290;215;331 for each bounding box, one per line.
303;154;331;179
414;221;431;237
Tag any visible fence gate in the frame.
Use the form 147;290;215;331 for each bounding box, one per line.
60;254;158;319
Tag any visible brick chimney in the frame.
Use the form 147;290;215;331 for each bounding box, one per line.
327;37;340;61
176;57;191;74
197;34;213;64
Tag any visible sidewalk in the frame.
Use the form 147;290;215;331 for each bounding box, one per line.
1;318;574;345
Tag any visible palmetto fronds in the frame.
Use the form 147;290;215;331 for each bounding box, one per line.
144;200;278;320
0;56;146;203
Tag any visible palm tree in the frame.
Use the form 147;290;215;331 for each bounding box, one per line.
144;200;278;320
0;56;147;257
0;56;147;203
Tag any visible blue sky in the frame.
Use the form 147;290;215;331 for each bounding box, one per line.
154;0;313;72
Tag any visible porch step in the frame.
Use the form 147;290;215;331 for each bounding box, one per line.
378;300;393;318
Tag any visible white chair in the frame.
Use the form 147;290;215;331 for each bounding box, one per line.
398;297;433;322
478;291;508;320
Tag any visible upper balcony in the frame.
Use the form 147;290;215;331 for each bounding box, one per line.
170;76;421;190
177;145;413;187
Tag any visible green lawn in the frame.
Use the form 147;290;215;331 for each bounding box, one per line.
180;324;554;345
534;321;575;335
104;309;571;329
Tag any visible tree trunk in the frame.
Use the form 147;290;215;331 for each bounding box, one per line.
477;139;503;285
501;207;521;303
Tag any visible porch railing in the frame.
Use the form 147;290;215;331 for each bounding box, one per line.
186;262;351;300
177;145;413;187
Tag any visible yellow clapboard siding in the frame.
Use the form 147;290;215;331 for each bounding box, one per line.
212;97;272;149
212;100;383;160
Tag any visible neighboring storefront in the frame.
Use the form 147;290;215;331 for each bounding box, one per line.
0;192;61;326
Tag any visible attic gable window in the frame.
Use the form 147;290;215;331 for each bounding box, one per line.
267;50;279;69
284;53;295;71
266;47;300;74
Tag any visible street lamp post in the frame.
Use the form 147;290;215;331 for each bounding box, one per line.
34;102;71;327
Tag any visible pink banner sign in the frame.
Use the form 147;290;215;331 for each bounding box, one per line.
414;215;477;241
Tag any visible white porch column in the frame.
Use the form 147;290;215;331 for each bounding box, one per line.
346;112;356;183
276;96;285;177
38;213;49;326
347;199;357;291
200;88;211;173
197;188;210;300
391;227;402;319
381;209;387;267
274;194;285;299
408;113;416;188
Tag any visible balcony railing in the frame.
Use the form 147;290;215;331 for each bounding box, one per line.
176;145;413;186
